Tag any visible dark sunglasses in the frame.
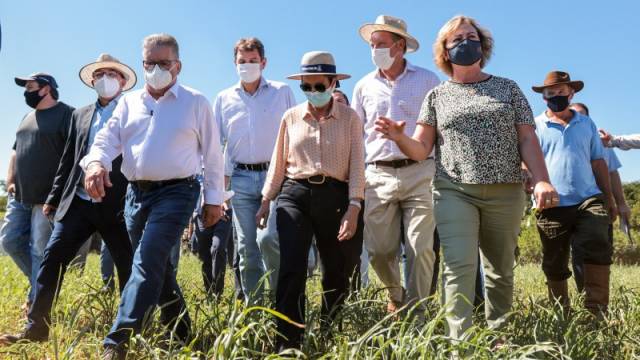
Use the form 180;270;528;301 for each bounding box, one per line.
300;82;328;92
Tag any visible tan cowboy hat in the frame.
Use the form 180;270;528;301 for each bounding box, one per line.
359;15;419;53
287;51;351;80
79;53;137;91
532;71;584;93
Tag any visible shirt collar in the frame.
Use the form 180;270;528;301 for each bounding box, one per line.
375;60;416;81
234;77;269;94
95;94;121;111
541;109;580;124
141;81;181;100
303;99;338;121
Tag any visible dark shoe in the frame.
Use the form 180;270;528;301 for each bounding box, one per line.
584;264;610;319
102;345;127;360
547;279;571;312
0;328;48;346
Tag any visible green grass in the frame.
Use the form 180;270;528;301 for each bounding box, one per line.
1;254;639;359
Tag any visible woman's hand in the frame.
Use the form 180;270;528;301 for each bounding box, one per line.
374;117;406;142
534;181;559;210
255;198;271;229
338;204;360;241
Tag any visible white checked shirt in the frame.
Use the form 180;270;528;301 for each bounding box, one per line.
352;61;440;163
214;78;296;176
80;82;225;205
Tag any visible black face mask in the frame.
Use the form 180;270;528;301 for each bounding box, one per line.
24;89;45;109
448;39;483;66
545;95;570;112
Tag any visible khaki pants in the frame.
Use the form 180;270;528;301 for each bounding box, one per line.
433;178;525;340
364;160;436;305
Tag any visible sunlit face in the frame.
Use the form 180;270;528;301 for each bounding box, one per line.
24;80;44;93
235;49;266;70
570;104;588;116
91;68;126;89
445;23;480;56
300;75;334;92
543;84;574;99
370;31;404;58
142;46;181;78
332;91;348;104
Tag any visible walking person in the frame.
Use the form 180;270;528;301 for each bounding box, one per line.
257;51;365;349
375;15;558;341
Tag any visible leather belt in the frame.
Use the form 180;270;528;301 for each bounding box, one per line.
290;175;344;186
368;159;417;168
132;176;196;192
236;162;270;171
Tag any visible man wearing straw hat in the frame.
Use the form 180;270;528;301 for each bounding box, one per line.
352;15;440;312
0;54;137;345
532;70;616;317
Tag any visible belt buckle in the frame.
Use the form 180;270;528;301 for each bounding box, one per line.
308;175;326;185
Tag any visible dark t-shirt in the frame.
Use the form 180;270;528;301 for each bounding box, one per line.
13;102;74;204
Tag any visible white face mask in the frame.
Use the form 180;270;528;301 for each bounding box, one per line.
144;64;174;90
94;76;121;99
371;47;396;70
236;63;262;83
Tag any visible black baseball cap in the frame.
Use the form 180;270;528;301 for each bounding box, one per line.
15;72;58;89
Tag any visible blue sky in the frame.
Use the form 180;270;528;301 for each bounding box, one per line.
1;0;639;181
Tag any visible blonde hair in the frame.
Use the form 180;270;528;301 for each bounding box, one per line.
433;15;493;77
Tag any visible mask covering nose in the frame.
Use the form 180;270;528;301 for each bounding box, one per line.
144;64;173;90
304;85;335;108
371;47;396;70
24;89;45;109
545;95;570;112
448;39;483;66
94;76;121;99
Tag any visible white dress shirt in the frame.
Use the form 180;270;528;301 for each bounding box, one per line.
80;82;224;205
213;77;296;176
352;61;439;163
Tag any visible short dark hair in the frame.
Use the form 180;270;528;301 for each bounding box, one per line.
234;38;265;60
571;102;589;116
36;81;58;100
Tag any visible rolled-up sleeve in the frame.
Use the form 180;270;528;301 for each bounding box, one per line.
80;98;126;171
262;113;289;200
198;96;225;205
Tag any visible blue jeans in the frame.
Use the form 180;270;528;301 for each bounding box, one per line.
104;180;199;347
0;196;53;301
230;168;279;301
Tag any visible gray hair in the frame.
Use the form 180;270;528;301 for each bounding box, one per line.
142;33;180;58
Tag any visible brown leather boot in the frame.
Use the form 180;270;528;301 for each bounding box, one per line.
583;264;610;320
547;279;570;312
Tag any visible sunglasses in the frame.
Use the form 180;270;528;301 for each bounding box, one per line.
300;82;329;92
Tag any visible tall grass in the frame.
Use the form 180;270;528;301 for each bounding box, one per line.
0;256;639;359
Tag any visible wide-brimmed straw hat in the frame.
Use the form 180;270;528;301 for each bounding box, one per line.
287;51;350;80
532;71;584;93
359;15;419;53
79;53;137;91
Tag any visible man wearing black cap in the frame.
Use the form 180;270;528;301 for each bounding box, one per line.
0;73;74;310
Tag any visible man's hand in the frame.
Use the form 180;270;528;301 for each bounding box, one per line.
202;204;222;228
618;202;631;226
534;181;559;210
43;204;57;219
84;162;112;201
338;205;360;241
599;129;613;146
606;197;618;224
6;183;15;197
256;198;271;229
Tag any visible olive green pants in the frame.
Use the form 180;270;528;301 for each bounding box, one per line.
433;178;525;340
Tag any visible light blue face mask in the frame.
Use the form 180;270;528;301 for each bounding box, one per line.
304;86;334;107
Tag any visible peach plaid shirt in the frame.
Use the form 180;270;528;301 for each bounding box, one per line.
262;101;365;201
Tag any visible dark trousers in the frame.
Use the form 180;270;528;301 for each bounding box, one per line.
275;178;351;348
104;181;199;347
340;202;364;293
193;209;240;297
26;196;133;336
572;224;614;291
536;195;612;281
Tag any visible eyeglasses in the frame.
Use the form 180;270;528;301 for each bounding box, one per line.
300;82;328;92
92;70;121;80
142;60;178;71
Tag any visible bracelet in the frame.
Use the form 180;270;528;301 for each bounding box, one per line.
349;200;362;209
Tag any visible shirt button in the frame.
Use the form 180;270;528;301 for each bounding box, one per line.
315;162;321;169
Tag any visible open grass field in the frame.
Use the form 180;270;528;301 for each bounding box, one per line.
0;254;639;359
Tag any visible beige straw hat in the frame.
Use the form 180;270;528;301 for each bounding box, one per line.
359;15;419;53
79;53;137;91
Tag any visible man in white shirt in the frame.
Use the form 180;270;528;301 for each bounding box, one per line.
214;38;296;302
80;34;224;358
352;15;440;313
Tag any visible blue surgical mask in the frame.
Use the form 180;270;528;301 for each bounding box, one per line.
304;86;334;107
